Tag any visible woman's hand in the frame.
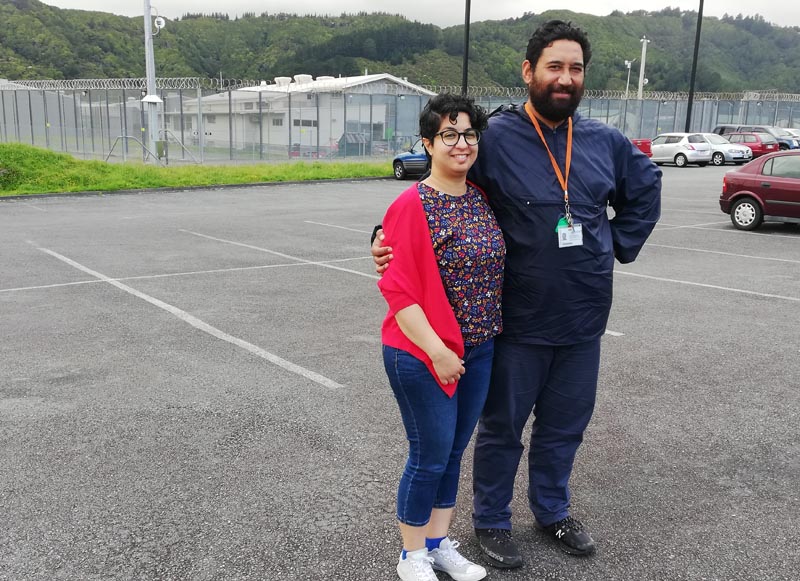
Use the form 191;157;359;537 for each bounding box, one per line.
430;346;466;385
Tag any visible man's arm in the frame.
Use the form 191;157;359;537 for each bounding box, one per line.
609;141;663;264
370;227;393;275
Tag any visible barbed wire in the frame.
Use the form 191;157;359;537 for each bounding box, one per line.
2;78;800;101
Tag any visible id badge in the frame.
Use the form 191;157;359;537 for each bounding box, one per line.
557;222;583;248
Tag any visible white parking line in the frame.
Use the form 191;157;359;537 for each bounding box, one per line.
180;229;380;280
0;256;372;294
36;246;344;390
646;243;800;264
617;270;800;302
654;221;731;231
304;221;371;234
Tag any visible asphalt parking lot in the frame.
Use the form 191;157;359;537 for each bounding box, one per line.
1;166;798;581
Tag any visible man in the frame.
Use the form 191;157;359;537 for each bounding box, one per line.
372;20;661;569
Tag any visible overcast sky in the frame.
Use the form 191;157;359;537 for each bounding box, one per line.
42;1;800;29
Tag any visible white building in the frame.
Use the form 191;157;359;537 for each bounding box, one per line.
173;73;435;157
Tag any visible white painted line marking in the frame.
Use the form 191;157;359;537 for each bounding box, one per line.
617;270;800;302
36;247;344;389
304;221;371;234
604;330;625;337
654;221;730;231
181;229;380;280
0;257;372;294
647;243;800;264
658;209;721;216
657;223;800;238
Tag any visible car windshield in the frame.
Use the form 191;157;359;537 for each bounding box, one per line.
705;134;729;144
775;129;794;137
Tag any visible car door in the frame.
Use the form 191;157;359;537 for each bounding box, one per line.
760;155;800;218
651;135;681;162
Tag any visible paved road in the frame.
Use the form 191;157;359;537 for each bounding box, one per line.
1;166;798;580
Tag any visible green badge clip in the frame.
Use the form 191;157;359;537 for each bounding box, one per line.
555;217;569;232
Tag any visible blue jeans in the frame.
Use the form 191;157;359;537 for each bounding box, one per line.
472;336;601;529
383;338;494;526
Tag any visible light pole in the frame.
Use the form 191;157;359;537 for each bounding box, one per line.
142;0;164;162
461;0;471;96
624;59;635;100
685;0;704;132
637;36;650;100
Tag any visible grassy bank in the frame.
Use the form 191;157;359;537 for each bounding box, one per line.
0;143;393;196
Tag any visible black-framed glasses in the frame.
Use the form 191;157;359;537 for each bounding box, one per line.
434;129;481;146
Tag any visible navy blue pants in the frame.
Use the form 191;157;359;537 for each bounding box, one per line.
472;336;600;529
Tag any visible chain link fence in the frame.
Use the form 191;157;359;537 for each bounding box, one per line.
2;78;800;165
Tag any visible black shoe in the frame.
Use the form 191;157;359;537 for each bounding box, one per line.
474;527;524;569
539;516;596;556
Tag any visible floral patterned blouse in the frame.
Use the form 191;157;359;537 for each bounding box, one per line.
418;182;505;346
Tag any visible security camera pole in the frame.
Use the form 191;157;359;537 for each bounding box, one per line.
142;0;163;162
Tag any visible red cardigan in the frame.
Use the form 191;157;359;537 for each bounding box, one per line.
378;184;464;397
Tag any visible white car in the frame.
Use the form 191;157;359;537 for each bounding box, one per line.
650;133;713;167
701;133;753;166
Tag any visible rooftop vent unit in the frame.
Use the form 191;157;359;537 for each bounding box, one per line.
294;74;313;84
274;76;292;86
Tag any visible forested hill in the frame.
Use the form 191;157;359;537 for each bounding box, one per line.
1;0;799;93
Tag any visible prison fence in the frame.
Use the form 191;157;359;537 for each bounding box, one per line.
2;77;799;165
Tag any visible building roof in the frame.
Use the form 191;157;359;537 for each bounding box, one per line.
239;73;435;96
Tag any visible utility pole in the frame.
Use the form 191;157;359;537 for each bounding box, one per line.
142;0;162;162
637;36;650;100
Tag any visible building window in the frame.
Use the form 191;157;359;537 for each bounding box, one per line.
293;119;318;127
244;102;254;110
206;114;216;124
272;118;283;127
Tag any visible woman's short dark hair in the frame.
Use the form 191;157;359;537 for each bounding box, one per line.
418;93;489;142
525;20;592;69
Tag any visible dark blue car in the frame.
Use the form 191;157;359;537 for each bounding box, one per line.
392;139;429;179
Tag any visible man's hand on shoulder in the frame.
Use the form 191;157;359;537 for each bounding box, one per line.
371;228;392;275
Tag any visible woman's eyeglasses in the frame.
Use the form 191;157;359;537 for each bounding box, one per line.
434;129;481;146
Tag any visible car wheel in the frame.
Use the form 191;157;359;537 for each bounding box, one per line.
393;161;407;180
712;152;725;166
730;197;763;231
674;153;688;167
779;144;789;151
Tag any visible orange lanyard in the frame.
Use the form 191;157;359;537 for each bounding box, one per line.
524;102;574;226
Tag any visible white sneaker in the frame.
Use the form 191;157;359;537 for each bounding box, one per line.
397;548;438;581
429;538;487;581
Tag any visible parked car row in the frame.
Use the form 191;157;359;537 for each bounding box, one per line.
712;124;800;150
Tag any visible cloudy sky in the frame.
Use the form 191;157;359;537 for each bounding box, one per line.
42;1;800;29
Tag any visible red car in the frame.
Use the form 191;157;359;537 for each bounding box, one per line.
631;138;652;157
720;150;800;230
725;132;779;158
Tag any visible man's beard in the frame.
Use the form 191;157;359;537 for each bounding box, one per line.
529;81;584;123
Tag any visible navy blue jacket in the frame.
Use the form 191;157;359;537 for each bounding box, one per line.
468;105;662;345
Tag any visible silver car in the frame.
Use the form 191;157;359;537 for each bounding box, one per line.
650;133;713;167
701;133;753;166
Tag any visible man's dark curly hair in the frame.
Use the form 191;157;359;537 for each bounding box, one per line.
525;20;592;69
418;93;489;144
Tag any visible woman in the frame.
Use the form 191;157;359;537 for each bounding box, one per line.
378;93;505;581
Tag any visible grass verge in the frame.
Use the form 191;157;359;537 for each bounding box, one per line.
0;143;393;196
